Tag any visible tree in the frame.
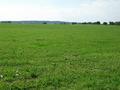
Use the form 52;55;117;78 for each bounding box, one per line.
109;22;115;25
93;21;101;25
103;22;107;25
43;22;47;24
88;22;92;24
72;22;77;25
115;22;120;25
81;22;87;24
1;21;12;23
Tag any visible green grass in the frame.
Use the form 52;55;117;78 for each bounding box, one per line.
0;24;120;90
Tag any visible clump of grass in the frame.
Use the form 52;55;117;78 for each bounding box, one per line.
31;73;38;79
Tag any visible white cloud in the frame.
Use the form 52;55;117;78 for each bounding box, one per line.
0;0;120;22
57;0;120;22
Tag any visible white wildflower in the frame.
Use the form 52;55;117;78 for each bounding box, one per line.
16;73;19;76
0;75;3;78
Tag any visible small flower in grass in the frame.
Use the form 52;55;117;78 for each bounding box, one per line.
15;73;19;76
15;69;20;76
16;70;19;73
0;75;3;78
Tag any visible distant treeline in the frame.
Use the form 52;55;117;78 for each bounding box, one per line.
0;21;12;23
72;21;120;25
0;21;120;25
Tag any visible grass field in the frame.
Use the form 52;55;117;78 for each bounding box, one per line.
0;24;120;90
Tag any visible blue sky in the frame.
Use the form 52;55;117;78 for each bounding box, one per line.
0;0;120;22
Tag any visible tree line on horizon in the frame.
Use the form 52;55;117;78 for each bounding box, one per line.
72;21;120;25
0;21;120;25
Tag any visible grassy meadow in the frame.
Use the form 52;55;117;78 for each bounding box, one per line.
0;24;120;90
